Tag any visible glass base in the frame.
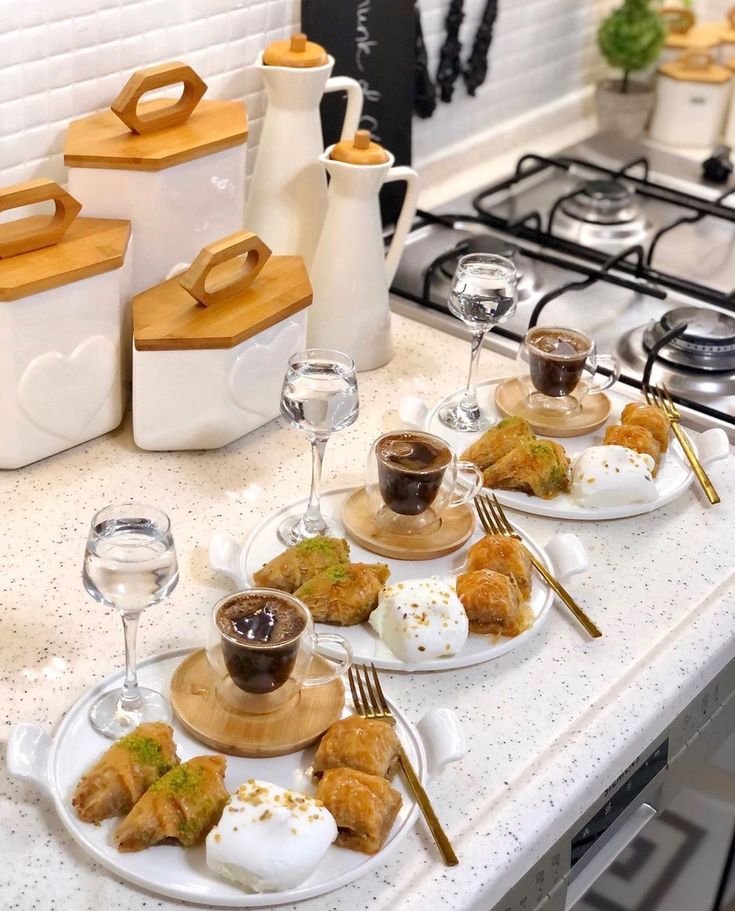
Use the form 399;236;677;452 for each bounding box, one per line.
277;512;342;547
376;505;441;536
89;686;172;739
438;400;492;433
527;391;582;415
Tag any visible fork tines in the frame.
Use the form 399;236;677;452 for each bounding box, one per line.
474;492;514;537
348;664;390;720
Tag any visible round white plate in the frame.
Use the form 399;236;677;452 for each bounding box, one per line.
7;650;464;907
211;488;588;673
409;381;729;521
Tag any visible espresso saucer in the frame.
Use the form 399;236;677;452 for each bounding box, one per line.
494;378;611;438
170;649;344;758
340;487;474;561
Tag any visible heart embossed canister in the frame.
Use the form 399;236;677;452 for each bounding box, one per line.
132;231;311;450
0;179;131;469
64;62;248;297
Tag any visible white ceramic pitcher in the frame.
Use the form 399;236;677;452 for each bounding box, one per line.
307;132;419;372
245;34;363;266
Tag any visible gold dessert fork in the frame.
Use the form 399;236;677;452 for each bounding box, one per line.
347;664;459;866
643;383;720;505
475;494;602;639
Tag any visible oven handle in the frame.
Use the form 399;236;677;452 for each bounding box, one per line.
565;802;656;909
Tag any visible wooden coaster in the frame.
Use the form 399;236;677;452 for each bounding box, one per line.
170;649;344;758
495;378;611;438
340;487;474;561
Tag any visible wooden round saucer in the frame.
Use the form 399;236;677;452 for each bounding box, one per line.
340;487;474;560
494;377;611;438
170;649;344;758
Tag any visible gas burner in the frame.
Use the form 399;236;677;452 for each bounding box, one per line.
643;307;735;372
561;179;639;225
552;179;652;250
435;234;538;302
618;306;735;399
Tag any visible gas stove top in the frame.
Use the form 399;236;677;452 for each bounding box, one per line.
391;133;735;435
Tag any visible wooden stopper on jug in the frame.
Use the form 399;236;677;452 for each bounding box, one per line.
330;130;390;165
263;32;328;67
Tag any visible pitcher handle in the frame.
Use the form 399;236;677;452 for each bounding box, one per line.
324;76;364;140
382;166;420;285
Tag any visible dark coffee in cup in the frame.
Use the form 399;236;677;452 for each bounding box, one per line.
216;592;306;694
376;432;452;516
526;327;591;397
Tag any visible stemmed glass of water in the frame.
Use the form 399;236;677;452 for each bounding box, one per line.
83;503;179;738
278;349;359;545
439;253;518;432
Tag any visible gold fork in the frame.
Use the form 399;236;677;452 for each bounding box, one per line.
643;383;720;505
475;494;602;639
347;664;458;866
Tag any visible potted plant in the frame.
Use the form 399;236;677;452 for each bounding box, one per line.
596;0;666;138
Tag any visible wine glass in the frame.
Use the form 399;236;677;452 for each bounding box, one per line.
82;503;179;738
278;349;359;545
439;253;518;432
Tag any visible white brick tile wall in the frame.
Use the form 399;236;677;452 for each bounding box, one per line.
0;0;722;188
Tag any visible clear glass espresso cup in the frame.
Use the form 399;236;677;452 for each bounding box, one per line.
518;326;621;415
206;589;352;715
365;430;483;536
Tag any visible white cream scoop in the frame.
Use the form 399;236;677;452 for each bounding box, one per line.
571;445;657;508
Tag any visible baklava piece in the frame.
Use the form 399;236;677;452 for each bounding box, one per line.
114;755;228;852
72;722;179;823
467;533;533;600
603;424;661;473
316;767;402;855
456;569;533;637
461;416;536;471
483;439;571;499
313;715;399;779
620;402;670;453
294;562;391;625
253;536;350;593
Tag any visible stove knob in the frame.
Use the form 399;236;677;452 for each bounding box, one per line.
702;145;733;185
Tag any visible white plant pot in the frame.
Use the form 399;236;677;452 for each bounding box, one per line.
595;80;655;139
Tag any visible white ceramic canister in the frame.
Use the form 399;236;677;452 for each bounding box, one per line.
649;51;732;146
65;62;248;298
0;180;131;469
307;132;419;372
725;57;735;144
132;231;311;450
245;34;363;266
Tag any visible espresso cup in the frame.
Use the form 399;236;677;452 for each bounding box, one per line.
207;589;352;714
368;430;483;535
518;326;621;415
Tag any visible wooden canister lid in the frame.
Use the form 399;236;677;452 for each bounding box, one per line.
133;231;312;351
330;130;390;165
660;50;732;83
262;33;328;67
0;179;130;302
64;62;248;172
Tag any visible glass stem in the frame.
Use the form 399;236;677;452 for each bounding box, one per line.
119;611;143;712
301;436;329;536
459;330;486;412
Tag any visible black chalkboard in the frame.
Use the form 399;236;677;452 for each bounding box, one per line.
302;0;415;226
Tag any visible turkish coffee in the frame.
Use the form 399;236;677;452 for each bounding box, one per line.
216;592;306;695
376;432;452;516
526;327;591;397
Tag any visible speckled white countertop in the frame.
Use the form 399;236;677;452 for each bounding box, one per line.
2;313;734;911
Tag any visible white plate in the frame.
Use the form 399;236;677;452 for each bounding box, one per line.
209;488;588;673
7;649;465;908
401;381;730;521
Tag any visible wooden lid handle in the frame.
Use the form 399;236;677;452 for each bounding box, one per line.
681;49;714;69
728;5;735;28
179;231;272;307
0;179;82;259
661;6;696;33
111;62;207;135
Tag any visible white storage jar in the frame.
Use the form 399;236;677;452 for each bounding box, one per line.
0;179;131;469
64;62;248;298
132;231;311;451
649;52;732;146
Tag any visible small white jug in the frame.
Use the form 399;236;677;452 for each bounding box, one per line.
245;34;363;266
307;131;419;372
